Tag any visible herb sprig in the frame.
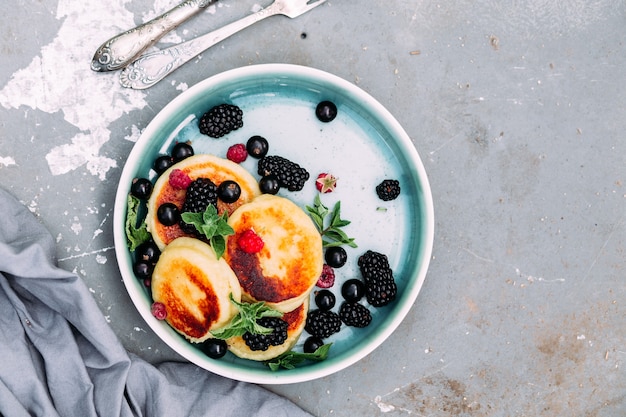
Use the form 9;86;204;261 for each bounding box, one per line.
210;295;283;339
181;205;233;259
125;194;151;251
306;195;357;248
264;344;332;371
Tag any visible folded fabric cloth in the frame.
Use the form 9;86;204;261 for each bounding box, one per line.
0;188;313;417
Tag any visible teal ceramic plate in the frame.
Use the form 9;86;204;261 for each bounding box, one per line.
113;64;434;384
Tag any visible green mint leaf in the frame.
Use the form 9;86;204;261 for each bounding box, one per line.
210;294;283;339
180;206;234;259
125;194;151;251
264;344;332;371
210;235;226;259
306;196;357;248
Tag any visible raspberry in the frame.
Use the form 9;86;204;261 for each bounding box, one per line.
375;179;401;201
242;317;288;351
358;250;397;307
226;143;248;163
151;302;167;320
258;155;310;192
316;264;335;288
168;169;192;189
339;302;372;328
305;309;341;339
198;104;244;138
315;173;337;193
238;229;264;253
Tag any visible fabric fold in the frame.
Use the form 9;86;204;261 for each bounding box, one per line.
0;188;312;417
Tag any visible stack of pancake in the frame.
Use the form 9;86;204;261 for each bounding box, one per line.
147;154;323;361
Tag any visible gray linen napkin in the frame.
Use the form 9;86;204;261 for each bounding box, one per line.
0;188;313;417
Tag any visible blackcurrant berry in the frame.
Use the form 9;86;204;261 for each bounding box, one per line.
303;336;325;354
133;260;153;280
341;279;365;303
171;142;194;162
314;289;336;311
135;240;160;264
315;100;337;123
153;155;173;175
217;180;241;203
325;246;347;268
201;338;228;359
259;175;280;195
157;203;180;226
246;135;269;159
130;178;153;199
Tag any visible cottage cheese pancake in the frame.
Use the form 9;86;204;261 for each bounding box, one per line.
224;194;323;313
227;298;309;361
147;153;261;250
151;237;242;343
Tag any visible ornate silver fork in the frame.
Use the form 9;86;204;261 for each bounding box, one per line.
119;0;327;90
91;0;217;72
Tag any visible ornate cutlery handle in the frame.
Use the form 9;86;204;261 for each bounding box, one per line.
91;0;216;72
120;3;280;89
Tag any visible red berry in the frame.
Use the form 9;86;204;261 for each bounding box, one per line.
151;302;167;320
238;229;264;253
168;169;192;189
316;264;336;288
315;173;337;193
226;143;248;163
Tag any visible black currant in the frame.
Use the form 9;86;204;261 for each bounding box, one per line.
341;279;365;303
259;174;280;195
157;203;180;226
303;336;325;354
135;240;160;264
314;289;336;311
325;246;347;268
133;260;153;280
153;155;173;175
315;100;337;123
217;180;241;203
171;142;194;162
201;338;228;359
246;135;269;159
130;178;153;199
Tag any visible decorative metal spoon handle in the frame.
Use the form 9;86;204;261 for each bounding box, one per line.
91;0;217;72
120;3;280;89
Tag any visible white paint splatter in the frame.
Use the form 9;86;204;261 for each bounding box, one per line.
374;396;396;413
515;268;566;283
124;125;143;143
70;221;83;235
0;156;16;167
0;0;150;180
95;254;107;264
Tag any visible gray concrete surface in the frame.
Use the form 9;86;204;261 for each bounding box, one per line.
1;0;624;416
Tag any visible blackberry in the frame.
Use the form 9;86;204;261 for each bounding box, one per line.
305;309;341;339
258;155;310;192
358;250;397;307
198;104;243;138
242;317;288;351
375;179;401;201
179;178;218;233
339;302;372;328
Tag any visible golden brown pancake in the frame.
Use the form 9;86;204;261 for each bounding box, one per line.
223;194;323;313
151;237;242;343
227;298;309;361
146;153;261;250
